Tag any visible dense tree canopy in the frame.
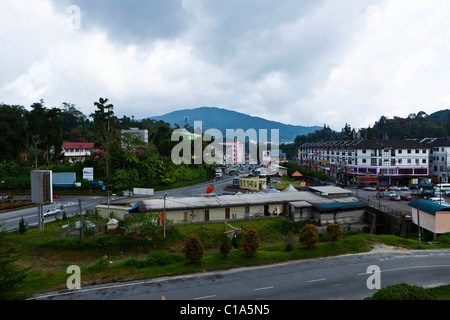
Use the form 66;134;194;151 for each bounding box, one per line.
0;99;215;191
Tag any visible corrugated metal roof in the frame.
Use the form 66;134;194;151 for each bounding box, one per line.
139;191;335;212
309;186;353;195
289;201;313;207
407;199;450;215
313;201;367;212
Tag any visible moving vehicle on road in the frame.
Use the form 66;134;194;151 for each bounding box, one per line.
43;208;60;217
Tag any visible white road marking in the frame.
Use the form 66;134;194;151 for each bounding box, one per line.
254;286;274;291
193;295;216;300
308;278;326;283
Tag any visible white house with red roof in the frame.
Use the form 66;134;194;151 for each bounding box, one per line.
62;142;95;163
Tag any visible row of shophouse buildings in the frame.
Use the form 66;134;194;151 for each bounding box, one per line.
298;138;450;187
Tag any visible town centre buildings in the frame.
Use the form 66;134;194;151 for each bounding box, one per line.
96;187;368;227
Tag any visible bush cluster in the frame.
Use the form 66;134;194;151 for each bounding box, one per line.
242;228;260;257
184;235;204;262
298;224;319;248
367;283;435;300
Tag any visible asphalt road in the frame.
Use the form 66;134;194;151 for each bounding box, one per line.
0;196;106;232
0;175;241;232
154;175;236;198
30;248;450;300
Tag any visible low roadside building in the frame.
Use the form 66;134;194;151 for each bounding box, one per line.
97;188;368;228
407;199;450;236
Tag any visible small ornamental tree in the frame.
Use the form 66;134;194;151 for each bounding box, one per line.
18;217;28;235
184;235;204;262
298;224;319;248
219;233;232;258
242;228;260;257
326;223;343;243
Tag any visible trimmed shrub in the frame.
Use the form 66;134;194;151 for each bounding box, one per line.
242;228;260;257
284;231;296;251
18;216;28;235
184;235;204;262
326;224;343;243
298;224;319;248
219;233;232;258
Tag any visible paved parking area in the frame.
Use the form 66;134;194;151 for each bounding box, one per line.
346;188;450;214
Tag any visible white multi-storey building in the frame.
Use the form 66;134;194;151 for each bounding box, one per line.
121;128;149;151
299;139;430;187
424;138;450;183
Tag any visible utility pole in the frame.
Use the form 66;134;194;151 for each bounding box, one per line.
107;190;111;222
78;199;83;239
417;189;421;247
163;193;167;239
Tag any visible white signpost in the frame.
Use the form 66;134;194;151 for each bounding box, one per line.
83;167;94;181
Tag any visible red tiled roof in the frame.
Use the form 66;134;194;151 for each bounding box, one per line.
292;171;303;177
62;142;94;149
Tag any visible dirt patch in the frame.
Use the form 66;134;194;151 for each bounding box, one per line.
370;243;408;252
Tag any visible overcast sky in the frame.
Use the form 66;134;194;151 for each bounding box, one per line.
1;0;450;131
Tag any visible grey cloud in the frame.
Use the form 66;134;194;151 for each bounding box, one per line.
50;0;189;44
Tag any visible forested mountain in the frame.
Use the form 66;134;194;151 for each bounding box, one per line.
147;106;322;143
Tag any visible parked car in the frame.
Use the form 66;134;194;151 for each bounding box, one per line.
400;194;412;201
53;194;60;198
400;186;409;191
411;189;419;196
376;191;384;198
389;194;401;201
363;186;376;191
388;186;400;191
43;208;60;217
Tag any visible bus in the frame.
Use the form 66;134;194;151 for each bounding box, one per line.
435;183;450;195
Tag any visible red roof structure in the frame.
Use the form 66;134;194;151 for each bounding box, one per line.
291;171;303;177
62;142;94;149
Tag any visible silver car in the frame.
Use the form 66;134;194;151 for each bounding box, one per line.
43;208;60;217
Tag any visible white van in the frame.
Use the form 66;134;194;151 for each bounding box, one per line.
428;197;450;206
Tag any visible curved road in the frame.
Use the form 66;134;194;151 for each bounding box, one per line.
30;248;450;300
0;176;238;232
